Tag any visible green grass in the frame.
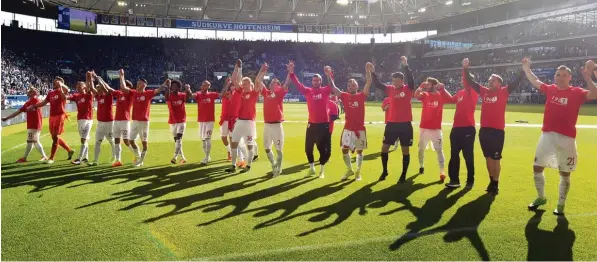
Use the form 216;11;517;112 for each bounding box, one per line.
2;103;597;260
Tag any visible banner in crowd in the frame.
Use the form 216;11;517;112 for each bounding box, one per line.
175;19;295;32
165;71;183;79
213;72;228;80
106;70;120;80
532;68;556;77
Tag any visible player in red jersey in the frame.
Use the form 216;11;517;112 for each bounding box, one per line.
68;80;95;165
524;59;597;215
370;56;416;183
194;80;228;165
166;80;189;165
255;63;290;177
226;60;261;173
129;72;166;167
328;94;340;134
2;87;48;162
414;78;446;182
87;71;117;166
461;58;524;195
326;63;372;181
219;78;248;167
441;65;478;189
288;61;332;178
381;97;399;151
31;77;75;164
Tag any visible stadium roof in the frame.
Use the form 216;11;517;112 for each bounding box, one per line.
46;0;519;26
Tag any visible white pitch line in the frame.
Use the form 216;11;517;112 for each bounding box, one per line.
1;133;50;154
191;211;597;261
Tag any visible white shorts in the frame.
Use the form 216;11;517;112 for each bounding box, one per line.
220;121;230;137
169;122;187;137
95;121;114;141
113;120;130;140
27;129;41;141
341;129;368;151
264;123;284;150
131;120;150;142
77;119;93;139
534;132;578;172
231;119;257;145
419;128;443;151
199;122;214;140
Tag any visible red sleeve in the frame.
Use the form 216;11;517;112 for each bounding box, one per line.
19;100;30;112
576;87;590;102
290;73;309;94
385;85;394;97
441;88;457;104
67;94;75;101
144;90;154;98
339;92;348;102
209;92;219;99
417;92;427;101
382;98;389;108
44;93;51;102
539;84;551;94
323;86;332;97
261;88;269;96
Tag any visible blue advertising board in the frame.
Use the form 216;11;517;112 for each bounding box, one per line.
175;19;295;32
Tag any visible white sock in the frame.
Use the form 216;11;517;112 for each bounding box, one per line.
128;144;139;159
418;146;425;168
309;162;315;170
356;153;363;170
558;175;570;206
240;146;247;160
34;141;47;158
140;150;147;162
79;143;86;159
173;139;181;159
178;140;186;160
253;144;258;156
107;139;116;159
276;149;283;170
115;143;122;161
94;140;102;162
226;144;231;153
343;153;352;171
231;147;238;167
203;140;211;159
266;150;275;165
320;164;325;173
534;171;545;199
83;142;89;160
247;147;254;166
436;149;445;173
24;142;33;159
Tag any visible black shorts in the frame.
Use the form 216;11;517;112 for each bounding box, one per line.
479;127;505;160
383;122;413;147
306;122;330;145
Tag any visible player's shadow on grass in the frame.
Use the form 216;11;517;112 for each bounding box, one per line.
389;187;470;251
525;210;575;261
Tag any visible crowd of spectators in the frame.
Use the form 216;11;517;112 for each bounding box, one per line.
1;25;595;106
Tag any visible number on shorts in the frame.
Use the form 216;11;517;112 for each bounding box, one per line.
207;130;212;135
247;136;253;142
276;140;281;146
27;132;33;140
567;157;575;166
123;130;128;135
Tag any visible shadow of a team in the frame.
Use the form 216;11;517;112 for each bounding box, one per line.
1;151;575;260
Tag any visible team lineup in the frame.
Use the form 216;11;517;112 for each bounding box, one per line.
3;57;597;216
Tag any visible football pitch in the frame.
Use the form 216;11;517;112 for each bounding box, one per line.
1;103;596;260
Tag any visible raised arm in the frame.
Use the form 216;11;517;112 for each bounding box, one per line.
324;66;342;97
370;71;386;93
255;63;268;93
163;79;172;100
583;60;597;100
219;77;232;98
231;59;243;90
462;58;481;94
414;82;428;99
401;56;415;90
154;81;167;96
522;58;544;89
440;85;457;104
119;69;132;93
362;62;373;96
183;84;192;98
506;70;525;93
282;73;291;93
57;82;69;101
287;60;308;94
86;71;98;96
94;72;115;93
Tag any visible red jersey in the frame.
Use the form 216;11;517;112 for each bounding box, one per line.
382;97;391;124
477;86;510;130
220;94;230;124
20;97;42;130
167;92;187;124
113;90;134;121
262;87;287;123
384;84;413;123
290;74;331;123
228;90;242;118
418;91;444;130
340;92;366;131
96;93;114;122
328;100;339;133
69;93;93;120
442;86;478;128
238;90;259;120
45;89;66;116
195;91;219;122
132;90;155;121
540;84;588;138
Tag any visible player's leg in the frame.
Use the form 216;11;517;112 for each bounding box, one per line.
237;137;247;166
274;123;285;175
252;123;259;161
73;120;88;164
553;135;577;215
431;129;446;181
18;130;36;162
177;123;187;163
264;123;276;172
220;121;231;161
127;121;140;161
354;130;367;181
200;122;214;164
136;121;150;166
462;127;476;188
242;121;257;171
315;123;332;178
55;115;74;159
46;116;61;163
340;130;355;180
446;127;463;188
170;124;180;163
380;123;399;181
112;121;127;167
418;128;430;175
91;121;105;166
226;123;243;173
529;132;556;210
397;123;413;183
305;124;317;176
31;130;47;161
